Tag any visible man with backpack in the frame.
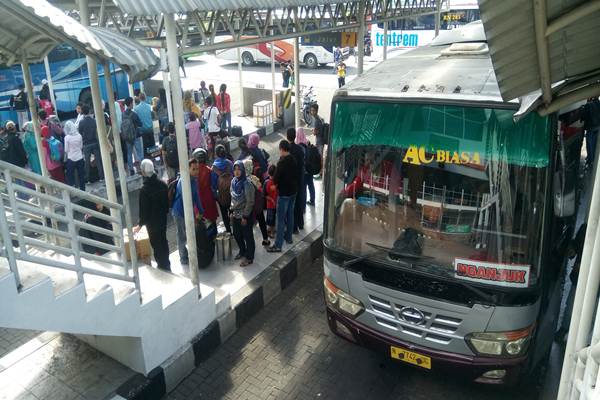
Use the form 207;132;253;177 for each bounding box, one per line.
161;122;179;181
309;103;327;179
171;158;204;265
134;93;155;158
9;85;28;131
122;97;143;175
212;144;234;234
287;128;306;232
78;104;104;183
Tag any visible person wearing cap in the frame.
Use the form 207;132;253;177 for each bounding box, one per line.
39;79;52;102
0;121;27;169
171;158;204;265
134;159;171;271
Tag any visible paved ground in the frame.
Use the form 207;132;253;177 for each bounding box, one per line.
0;329;41;359
167;257;560;400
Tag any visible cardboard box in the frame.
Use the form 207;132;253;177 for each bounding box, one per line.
123;226;152;263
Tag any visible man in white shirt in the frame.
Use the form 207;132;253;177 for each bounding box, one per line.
203;97;221;158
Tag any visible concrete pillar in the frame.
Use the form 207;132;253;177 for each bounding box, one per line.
293;37;301;127
383;22;388;61
270;41;277;121
357;0;366;76
103;61;140;293
237;47;246;116
165;13;200;289
21;61;47;177
80;0;118;206
43;56;58;113
160;49;174;122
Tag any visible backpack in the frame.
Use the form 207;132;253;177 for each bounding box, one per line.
251;180;264;218
213;166;233;207
120;112;137;143
306;143;322;175
48;136;63;161
0;137;9;162
163;136;178;167
321;119;330;145
167;176;179;208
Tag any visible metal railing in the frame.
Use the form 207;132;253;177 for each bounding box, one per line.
0;160;140;295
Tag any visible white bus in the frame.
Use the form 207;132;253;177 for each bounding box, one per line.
370;1;479;57
214;37;334;69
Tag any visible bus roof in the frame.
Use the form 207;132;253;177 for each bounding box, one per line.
338;41;509;107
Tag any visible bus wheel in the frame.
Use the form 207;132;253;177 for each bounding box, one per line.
79;88;92;107
304;53;318;69
242;52;254;66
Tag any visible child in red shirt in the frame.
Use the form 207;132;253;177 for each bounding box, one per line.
264;165;278;238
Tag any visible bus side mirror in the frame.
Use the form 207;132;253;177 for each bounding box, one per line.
553;171;576;218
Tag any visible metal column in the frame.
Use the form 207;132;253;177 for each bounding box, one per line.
293;37;301;127
270;41;277;121
79;0;118;207
43;56;57;112
21;61;47;177
559;148;600;398
383;22;388;61
103;62;140;294
160;49;174;123
165;13;200;290
237;47;246;116
357;0;366;76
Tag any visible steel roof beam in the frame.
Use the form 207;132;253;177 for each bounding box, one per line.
532;0;552;104
546;0;600;37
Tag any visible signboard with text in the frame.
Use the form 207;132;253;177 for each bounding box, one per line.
454;258;531;289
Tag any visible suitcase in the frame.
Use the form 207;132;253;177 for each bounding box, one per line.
231;125;243;137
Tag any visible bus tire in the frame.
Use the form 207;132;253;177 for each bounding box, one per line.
79;88;92;108
241;52;254;66
304;53;318;69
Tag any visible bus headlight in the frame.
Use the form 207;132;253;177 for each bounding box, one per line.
324;277;364;318
466;325;534;357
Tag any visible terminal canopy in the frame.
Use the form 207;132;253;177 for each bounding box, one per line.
479;0;600;115
113;0;344;15
1;0;159;82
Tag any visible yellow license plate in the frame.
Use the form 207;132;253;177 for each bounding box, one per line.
390;346;432;369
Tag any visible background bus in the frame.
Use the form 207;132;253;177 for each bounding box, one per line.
370;1;479;57
0;44;131;125
214;37;335;69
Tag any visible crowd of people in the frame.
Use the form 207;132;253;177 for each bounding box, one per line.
0;76;326;271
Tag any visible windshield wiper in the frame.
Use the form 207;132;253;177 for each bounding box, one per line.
343;242;432;268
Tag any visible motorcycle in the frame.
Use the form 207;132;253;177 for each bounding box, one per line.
301;86;317;125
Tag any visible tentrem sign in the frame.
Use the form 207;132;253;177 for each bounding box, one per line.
454;258;530;288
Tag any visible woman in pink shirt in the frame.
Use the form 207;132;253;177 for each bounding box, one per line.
186;112;205;153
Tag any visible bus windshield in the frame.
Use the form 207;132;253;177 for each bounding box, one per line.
325;101;551;290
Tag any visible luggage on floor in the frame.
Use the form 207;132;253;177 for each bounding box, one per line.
231;125;243;137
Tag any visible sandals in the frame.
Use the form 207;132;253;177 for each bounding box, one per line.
262;240;271;246
267;246;282;253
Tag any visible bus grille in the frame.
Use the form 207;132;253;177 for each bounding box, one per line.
367;295;464;346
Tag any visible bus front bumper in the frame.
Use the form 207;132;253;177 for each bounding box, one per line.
326;306;528;385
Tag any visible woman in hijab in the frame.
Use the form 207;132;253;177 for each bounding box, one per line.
22;122;41;175
41;125;65;183
243;158;270;247
230;160;256;267
247;133;268;179
295;128;315;207
64;120;85;191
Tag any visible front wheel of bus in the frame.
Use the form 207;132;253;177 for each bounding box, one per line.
304;53;318;69
242;52;254;66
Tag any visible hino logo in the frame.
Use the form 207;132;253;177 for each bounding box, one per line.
399;307;426;325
